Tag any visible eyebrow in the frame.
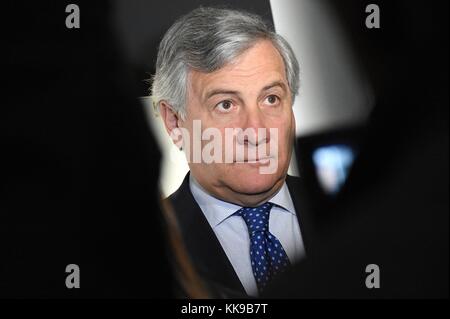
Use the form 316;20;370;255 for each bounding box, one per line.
204;80;287;101
205;89;240;100
261;80;288;93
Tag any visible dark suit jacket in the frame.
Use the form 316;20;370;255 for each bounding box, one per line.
166;172;313;298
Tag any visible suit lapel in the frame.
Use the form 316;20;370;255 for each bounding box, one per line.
285;175;315;257
168;173;247;297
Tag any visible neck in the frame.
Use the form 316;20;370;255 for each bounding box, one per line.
191;174;285;207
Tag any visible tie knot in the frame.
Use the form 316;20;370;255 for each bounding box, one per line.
237;202;273;234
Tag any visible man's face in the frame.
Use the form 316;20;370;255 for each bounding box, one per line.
179;40;295;205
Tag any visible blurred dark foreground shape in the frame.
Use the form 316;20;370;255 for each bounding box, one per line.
1;2;173;298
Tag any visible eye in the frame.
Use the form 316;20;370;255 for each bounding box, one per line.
215;100;234;113
264;95;280;106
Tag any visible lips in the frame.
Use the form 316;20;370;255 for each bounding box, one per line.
234;157;272;164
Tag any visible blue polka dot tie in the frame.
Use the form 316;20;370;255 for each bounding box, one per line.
237;202;291;293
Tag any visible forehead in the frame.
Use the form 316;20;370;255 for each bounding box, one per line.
188;40;287;97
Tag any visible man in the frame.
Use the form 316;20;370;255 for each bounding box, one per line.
152;7;311;297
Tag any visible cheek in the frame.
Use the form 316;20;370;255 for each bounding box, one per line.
271;114;294;143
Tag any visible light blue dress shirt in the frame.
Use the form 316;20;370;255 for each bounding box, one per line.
189;175;306;296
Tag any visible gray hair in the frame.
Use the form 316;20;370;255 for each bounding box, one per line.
150;7;300;120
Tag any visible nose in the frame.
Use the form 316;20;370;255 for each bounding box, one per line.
236;106;269;146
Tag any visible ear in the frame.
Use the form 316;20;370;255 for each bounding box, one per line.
159;101;183;148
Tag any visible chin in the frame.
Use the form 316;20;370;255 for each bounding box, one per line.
227;167;282;195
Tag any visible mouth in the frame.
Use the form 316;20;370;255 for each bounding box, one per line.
234;157;272;164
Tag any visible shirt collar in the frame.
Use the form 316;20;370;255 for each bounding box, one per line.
189;174;297;229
